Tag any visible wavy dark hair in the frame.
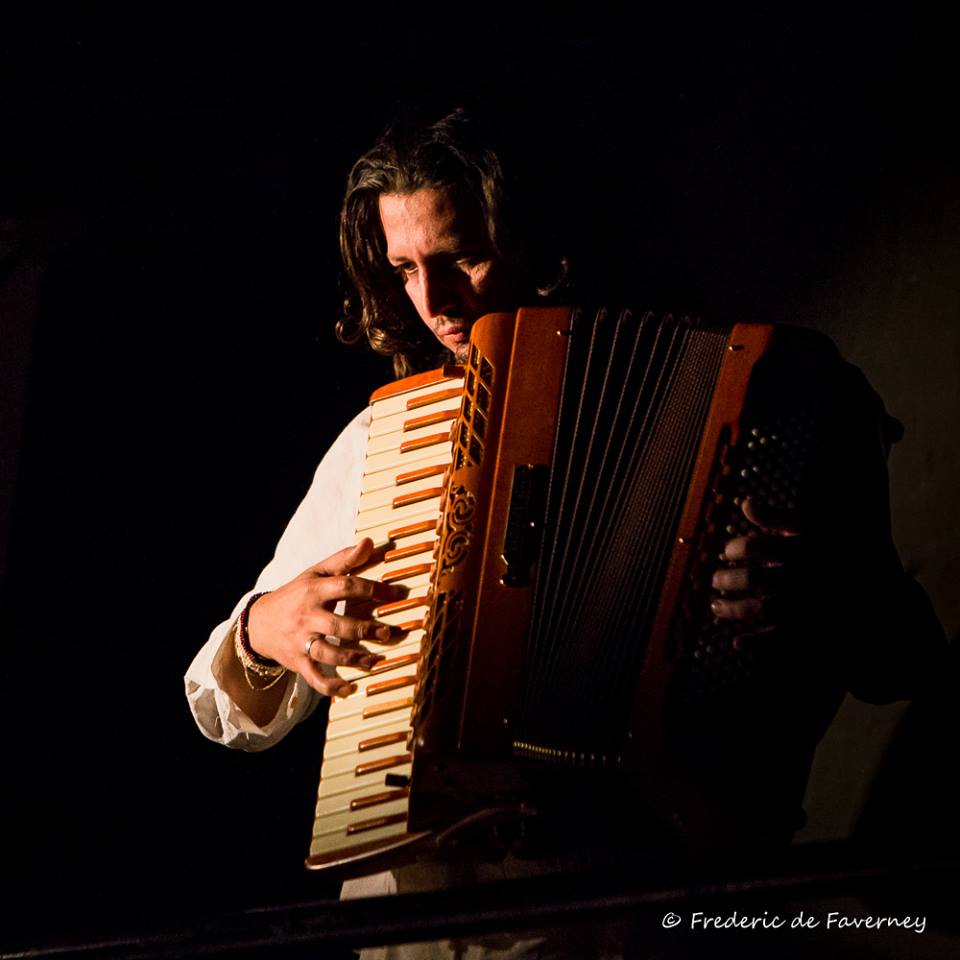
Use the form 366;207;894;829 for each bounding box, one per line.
337;104;565;378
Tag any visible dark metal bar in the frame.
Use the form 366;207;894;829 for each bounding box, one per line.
5;846;957;959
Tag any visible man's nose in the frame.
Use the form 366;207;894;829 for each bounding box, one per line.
419;266;458;319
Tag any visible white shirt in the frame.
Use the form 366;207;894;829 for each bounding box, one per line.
184;407;370;751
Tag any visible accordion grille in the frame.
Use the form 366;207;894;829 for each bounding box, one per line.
515;309;728;766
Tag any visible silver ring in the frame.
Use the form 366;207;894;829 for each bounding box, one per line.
305;637;318;659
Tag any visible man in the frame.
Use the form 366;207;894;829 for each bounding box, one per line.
188;106;579;734
185;103;946;953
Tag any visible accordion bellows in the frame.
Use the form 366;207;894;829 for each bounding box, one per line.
308;306;841;871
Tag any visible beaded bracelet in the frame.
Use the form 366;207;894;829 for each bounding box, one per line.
234;591;288;691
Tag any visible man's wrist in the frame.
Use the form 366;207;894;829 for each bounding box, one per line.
234;592;287;690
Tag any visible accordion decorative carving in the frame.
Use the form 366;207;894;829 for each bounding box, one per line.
438;485;476;576
307;306;843;871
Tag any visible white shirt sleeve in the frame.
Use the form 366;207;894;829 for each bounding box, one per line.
184;407;372;751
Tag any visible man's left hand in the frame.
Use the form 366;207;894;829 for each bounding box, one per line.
710;497;805;638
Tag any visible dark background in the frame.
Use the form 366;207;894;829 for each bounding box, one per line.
2;3;958;951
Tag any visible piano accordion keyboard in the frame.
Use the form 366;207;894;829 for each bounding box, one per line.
307;370;464;869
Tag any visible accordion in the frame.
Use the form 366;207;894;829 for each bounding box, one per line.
307;305;845;871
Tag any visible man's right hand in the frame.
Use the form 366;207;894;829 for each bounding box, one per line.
246;538;403;698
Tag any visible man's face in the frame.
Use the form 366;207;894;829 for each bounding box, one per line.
378;186;516;363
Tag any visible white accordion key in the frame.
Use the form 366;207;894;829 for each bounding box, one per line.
363;441;451;477
323;712;411;754
369;379;463;420
313;795;411;840
338;642;421;683
361;459;448;495
367;420;453;457
368;393;461;439
358;512;440;550
358;473;446;512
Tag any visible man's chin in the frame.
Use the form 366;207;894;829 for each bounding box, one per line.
452;343;471;364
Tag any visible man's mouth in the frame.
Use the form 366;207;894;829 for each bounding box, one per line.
436;323;470;347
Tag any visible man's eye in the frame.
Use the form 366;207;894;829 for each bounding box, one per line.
395;263;417;279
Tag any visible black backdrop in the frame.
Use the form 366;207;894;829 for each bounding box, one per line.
2;4;957;950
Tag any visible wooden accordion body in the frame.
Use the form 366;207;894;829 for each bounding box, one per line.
308;306;837;871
